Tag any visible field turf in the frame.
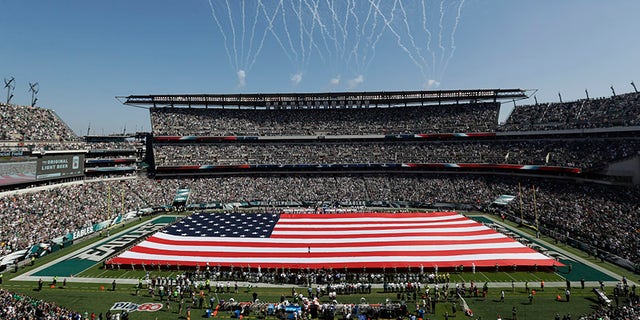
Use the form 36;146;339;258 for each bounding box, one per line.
1;280;611;320
1;213;635;320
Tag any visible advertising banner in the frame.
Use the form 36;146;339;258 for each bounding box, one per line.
36;154;85;181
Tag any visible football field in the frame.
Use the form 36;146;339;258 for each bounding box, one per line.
2;213;636;320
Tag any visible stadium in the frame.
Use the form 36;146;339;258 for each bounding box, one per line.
2;1;640;319
1;87;639;319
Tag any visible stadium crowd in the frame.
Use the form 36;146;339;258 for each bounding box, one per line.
0;104;78;142
0;178;177;255
0;288;85;319
150;92;640;136
84;141;140;151
2;174;638;266
501;92;640;131
150;103;500;136
579;302;640;320
154;138;640;169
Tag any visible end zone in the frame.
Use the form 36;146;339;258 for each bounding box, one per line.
12;215;180;283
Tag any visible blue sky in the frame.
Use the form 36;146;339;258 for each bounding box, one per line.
1;1;639;134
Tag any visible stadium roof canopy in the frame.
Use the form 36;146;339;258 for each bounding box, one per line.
118;89;528;109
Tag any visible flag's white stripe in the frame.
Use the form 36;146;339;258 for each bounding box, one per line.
277;216;462;223
274;220;475;229
271;226;488;236
137;241;525;253
153;232;507;243
115;252;552;263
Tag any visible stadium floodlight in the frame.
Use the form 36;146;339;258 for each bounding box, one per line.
4;76;15;105
29;82;39;107
631;81;638;93
610;85;616;96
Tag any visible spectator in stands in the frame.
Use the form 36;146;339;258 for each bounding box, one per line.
0;288;82;319
500;92;640;132
150;103;500;136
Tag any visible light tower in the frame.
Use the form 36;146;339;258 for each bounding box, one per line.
29;82;39;107
4;76;15;105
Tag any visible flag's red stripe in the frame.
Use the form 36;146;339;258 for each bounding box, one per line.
278;212;460;220
276;216;469;225
269;229;496;239
108;258;559;268
126;246;536;258
272;221;480;232
145;236;514;248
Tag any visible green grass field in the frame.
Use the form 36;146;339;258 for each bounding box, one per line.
1;280;614;320
1;213;634;320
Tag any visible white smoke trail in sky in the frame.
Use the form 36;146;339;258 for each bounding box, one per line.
363;0;386;72
240;0;246;66
442;0;466;78
303;0;331;65
437;0;446;66
396;0;428;73
280;3;299;64
421;0;436;77
368;0;425;77
224;0;239;69
207;0;275;87
346;0;360;69
295;0;321;84
247;0;281;72
304;2;321;72
336;0;352;62
319;0;349;81
246;1;260;67
304;0;332;68
259;0;294;64
206;0;466;90
272;0;324;86
353;0;387;76
308;0;343;86
207;0;234;71
355;1;374;71
327;0;341;57
296;0;305;69
323;0;340;59
338;0;349;62
295;0;319;74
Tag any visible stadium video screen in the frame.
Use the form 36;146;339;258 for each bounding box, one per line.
36;154;85;181
0;151;37;186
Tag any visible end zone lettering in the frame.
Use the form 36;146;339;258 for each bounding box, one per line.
110;302;162;312
72;220;171;262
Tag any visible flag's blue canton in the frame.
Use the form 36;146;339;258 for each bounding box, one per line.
164;213;280;238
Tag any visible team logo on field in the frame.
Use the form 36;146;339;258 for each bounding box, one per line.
110;302;163;312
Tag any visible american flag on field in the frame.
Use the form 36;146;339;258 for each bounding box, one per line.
108;212;559;269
